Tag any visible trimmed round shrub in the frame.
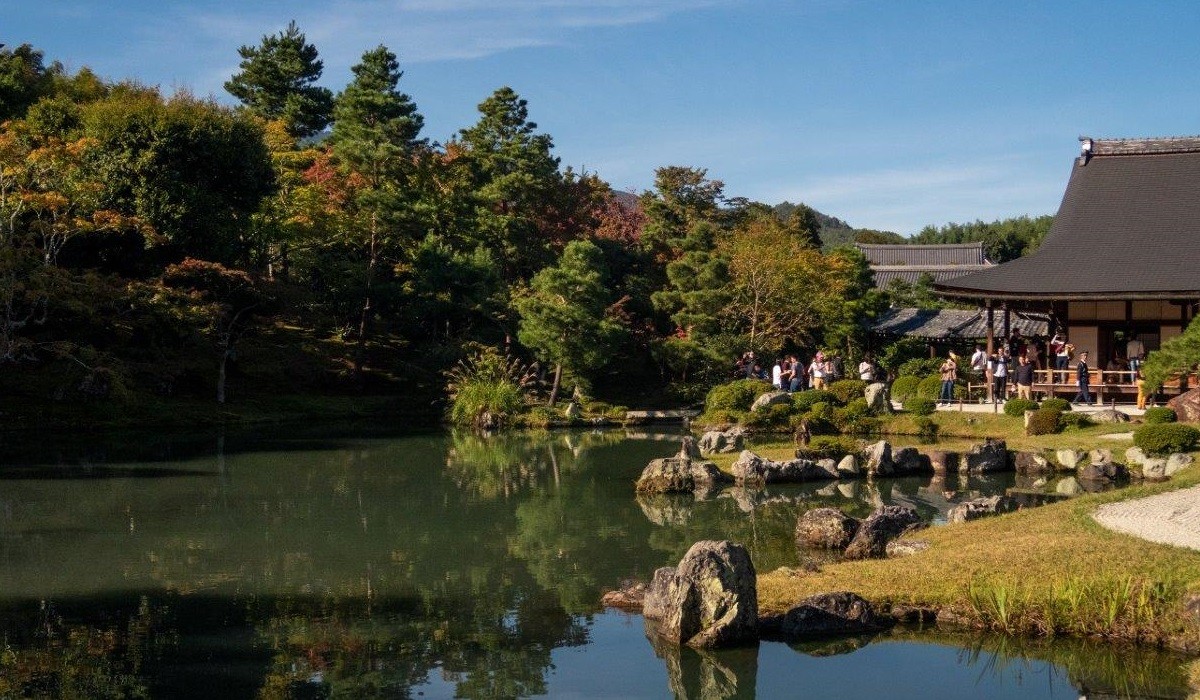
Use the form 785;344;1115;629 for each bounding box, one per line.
1003;398;1039;417
826;379;868;405
1027;408;1063;435
792;389;837;413
742;402;796;429
1144;407;1178;424
802;435;862;459
1040;397;1072;413
808;401;834;421
917;375;943;400
914;416;939;440
1059;411;1094;429
1133;423;1200;455
890;376;921;402
898;357;942;377
705;378;773;413
903;397;937;416
833;398;875;434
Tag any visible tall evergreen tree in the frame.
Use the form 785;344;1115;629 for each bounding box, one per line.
224;21;333;138
0;44;54;121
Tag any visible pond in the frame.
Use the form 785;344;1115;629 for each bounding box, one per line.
0;426;1189;698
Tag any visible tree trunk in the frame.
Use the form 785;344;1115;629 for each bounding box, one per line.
548;363;563;407
217;347;229;404
354;227;378;381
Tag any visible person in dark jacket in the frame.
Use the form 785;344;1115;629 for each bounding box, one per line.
1072;351;1092;405
1015;354;1035;400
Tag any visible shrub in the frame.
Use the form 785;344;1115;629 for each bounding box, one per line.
898;357;943;377
917;375;943;400
742;402;796;430
523;406;558;428
705;378;773;413
904;397;937;416
792;389;837;412
1059;411;1094;430
1041;397;1072;413
1143;407;1177;424
445;345;532;428
826;379;868;405
833;398;879;434
697;409;746;426
890;376;921;402
1027;408;1063;436
914;416;939;440
1003;398;1039;417
1133;423;1200;455
803;435;861;459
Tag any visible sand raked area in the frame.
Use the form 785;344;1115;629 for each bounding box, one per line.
1094;485;1200;551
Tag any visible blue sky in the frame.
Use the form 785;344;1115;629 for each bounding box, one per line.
6;0;1200;234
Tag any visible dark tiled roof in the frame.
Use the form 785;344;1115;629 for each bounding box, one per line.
857;242;989;266
872;308;1050;341
872;266;993;288
938;137;1200;300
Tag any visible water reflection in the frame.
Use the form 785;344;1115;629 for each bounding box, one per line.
0;427;1188;698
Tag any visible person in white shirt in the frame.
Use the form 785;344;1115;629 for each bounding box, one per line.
808;356;826;390
858;356;874;381
771;360;783;389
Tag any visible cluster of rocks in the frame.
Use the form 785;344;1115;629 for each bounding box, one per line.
795;505;923;559
605;539;887;649
1125;448;1194;481
635;437;733;494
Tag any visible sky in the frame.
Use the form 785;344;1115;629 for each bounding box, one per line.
5;0;1200;235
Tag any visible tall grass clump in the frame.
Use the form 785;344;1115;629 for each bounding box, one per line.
445;345;534;429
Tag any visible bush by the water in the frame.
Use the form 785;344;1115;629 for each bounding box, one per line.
1059;411;1094;430
890;375;921;402
1004;398;1039;417
833;398;879;435
1143;407;1178;424
792;389;838;412
743;402;796;429
446;346;531;428
801;435;862;459
705;378;773;413
1133;423;1200;455
914;415;939;440
1040;398;1072;413
826;379;868;404
904;397;937;416
1027;408;1063;435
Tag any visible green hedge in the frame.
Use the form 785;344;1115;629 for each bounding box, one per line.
904;397;937;416
826;379;868;405
1059;411;1094;430
917;375;942;400
1040;398;1072;413
705;379;773;413
890;376;921;402
793;389;838;412
1027;408;1063;435
1003;398;1039;417
897;357;943;377
1144;407;1178;424
1133;423;1200;455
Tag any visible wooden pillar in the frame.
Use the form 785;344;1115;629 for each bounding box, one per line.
1002;303;1011;342
986;300;995;404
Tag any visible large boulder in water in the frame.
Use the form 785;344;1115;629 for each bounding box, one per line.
1078;461;1130;484
731;450;837;486
636;456;731;494
761;592;887;641
843;506;922;560
964;439;1009;474
891;447;930;476
795;508;860;550
863;440;894;477
643;540;758;648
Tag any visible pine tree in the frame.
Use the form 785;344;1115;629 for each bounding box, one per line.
224;21;333;138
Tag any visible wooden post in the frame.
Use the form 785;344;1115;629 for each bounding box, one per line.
986;300;995;405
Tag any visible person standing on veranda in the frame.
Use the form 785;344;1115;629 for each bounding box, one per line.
1072;351;1092;405
1127;335;1145;384
1015;354;1035;400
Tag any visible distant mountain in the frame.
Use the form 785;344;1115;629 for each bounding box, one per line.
771;201;905;250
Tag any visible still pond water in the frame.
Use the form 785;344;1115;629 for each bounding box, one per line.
0;426;1189;698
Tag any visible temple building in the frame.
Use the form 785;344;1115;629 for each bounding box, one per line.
935;136;1200;366
857;242;994;290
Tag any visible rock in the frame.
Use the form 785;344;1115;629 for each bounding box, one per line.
762;592;886;640
889;604;937;624
678;436;703;460
964;439;1009;474
1124;447;1147;466
886;539;931;557
751;391;792;412
1024;410;1036;429
1006;489;1069;508
836;454;860;478
864;382;891;414
1090;409;1130;424
795;508;860;550
891;447;930;475
1167;452;1195;476
1141;457;1168;480
1055;476;1083;496
837;482;859;499
731;450;837;485
1167;387;1200;423
698;428;746;455
946;495;1019;524
1013;451;1052;474
601;581;647;611
636;456;732;494
843;506;922;560
1088;448;1113;465
1056;449;1084;469
1078;462;1130;484
564;401;582;419
816;458;840;478
927;450;959;475
863;440;893;477
643;540;758;648
1031;477;1047;488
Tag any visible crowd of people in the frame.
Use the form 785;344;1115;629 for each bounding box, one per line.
734;350;879;393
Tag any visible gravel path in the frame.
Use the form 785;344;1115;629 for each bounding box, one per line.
1093;485;1200;550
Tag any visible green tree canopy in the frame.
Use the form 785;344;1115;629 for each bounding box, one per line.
224;20;334;138
1142;316;1200;393
0;44;55;121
